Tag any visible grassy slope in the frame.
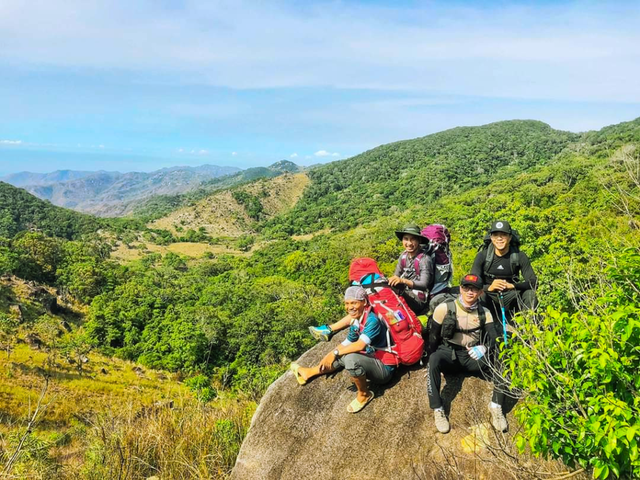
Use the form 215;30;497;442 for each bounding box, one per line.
0;277;255;478
148;172;309;238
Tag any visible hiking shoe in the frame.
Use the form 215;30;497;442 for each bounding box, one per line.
308;325;332;342
434;409;450;434
490;405;508;432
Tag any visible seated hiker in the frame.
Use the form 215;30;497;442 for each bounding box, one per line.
470;220;538;332
309;223;432;341
387;224;433;315
291;286;395;413
427;274;509;434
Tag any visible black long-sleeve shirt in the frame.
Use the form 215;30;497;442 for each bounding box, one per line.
471;247;538;292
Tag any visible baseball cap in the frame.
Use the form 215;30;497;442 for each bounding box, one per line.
490;220;512;235
460;274;483;290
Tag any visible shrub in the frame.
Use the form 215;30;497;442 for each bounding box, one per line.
505;248;640;479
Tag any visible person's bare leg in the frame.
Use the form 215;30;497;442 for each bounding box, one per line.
327;314;351;333
297;363;337;382
351;374;373;403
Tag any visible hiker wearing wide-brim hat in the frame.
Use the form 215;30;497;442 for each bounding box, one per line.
394;224;428;243
389;224;433;315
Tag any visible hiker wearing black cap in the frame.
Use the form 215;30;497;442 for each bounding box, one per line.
471;220;538;331
388;224;434;315
427;274;509;434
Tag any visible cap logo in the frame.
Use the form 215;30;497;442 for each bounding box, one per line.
465;274;478;282
496;222;503;228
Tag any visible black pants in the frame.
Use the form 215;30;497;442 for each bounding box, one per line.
427;343;507;410
482;289;537;334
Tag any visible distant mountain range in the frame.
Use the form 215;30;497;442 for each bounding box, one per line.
1;164;243;217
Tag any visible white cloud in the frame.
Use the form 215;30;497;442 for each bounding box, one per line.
315;150;341;157
0;1;639;102
178;148;184;153
290;153;298;158
98;144;105;149
0;139;22;145
198;149;208;155
232;151;238;156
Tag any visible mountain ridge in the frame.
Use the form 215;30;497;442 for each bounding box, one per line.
4;164;242;217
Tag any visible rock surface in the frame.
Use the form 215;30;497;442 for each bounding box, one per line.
229;333;558;480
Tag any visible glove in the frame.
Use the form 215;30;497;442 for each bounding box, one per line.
468;345;487;360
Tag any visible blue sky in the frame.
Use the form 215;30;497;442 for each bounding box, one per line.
1;0;639;175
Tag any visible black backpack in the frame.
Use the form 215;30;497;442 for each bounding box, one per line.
479;230;522;282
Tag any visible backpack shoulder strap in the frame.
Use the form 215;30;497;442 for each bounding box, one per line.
445;299;457;323
413;252;424;277
400;252;407;270
509;251;521;279
478;306;486;330
483;247;494;278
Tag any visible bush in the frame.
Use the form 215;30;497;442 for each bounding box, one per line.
505;248;640;479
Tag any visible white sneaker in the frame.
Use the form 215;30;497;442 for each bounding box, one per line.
434;409;450;434
490;405;508;432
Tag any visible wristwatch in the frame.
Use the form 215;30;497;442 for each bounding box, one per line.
333;349;340;358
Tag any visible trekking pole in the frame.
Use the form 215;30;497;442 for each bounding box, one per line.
498;292;508;347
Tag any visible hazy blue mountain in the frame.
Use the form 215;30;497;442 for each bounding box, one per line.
7;164;241;217
0;169;103;187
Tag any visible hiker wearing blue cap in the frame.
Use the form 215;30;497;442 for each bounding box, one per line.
290;286;394;413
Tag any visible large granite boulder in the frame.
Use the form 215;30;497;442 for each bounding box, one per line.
230;333;575;480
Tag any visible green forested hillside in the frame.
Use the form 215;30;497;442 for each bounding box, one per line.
2;119;639;478
263;120;578;234
0;182;102;240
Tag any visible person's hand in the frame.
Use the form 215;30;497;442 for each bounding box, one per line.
319;351;336;372
488;279;508;292
388;275;403;287
467;345;487;360
503;281;515;290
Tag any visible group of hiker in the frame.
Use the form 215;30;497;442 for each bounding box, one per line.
290;220;538;434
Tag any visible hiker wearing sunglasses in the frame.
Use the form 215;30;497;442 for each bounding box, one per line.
426;274;509;434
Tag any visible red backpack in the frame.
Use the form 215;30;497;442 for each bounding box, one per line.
348;258;424;366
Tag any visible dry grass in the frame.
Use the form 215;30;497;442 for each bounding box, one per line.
110;241;245;262
1;344;256;478
148;173;309;237
77;396;254;480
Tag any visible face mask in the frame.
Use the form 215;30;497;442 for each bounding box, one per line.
458;294;479;311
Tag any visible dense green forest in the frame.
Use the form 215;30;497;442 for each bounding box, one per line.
2;119;639;478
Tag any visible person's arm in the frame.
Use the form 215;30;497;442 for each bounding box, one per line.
319;338;368;371
409;254;433;293
388;255;405;287
470;251;490;292
514;252;538;291
428;303;447;354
